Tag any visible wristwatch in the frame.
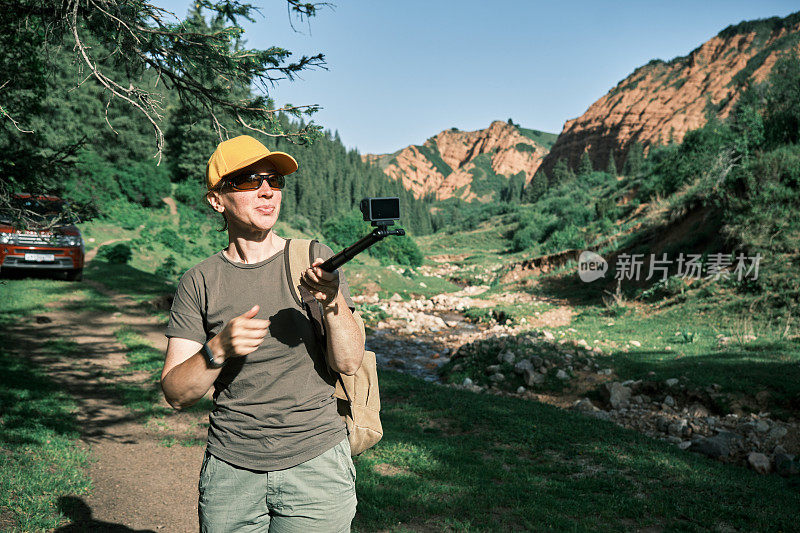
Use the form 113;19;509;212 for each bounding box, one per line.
202;342;224;368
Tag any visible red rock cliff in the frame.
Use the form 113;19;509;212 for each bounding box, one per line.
539;13;800;177
363;121;555;202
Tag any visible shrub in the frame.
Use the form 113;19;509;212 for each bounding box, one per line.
117;161;171;208
97;242;132;264
322;210;369;249
101;200;151;230
155;255;180;280
371;232;424;267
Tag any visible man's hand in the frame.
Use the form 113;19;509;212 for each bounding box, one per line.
208;305;270;361
300;258;340;308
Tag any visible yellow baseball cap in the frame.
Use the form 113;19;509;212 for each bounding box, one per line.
206;135;298;190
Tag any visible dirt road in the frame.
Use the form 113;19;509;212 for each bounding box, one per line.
8;278;205;532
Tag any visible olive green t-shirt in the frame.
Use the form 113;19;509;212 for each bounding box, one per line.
165;239;353;471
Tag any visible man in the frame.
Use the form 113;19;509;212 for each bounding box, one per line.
161;135;364;532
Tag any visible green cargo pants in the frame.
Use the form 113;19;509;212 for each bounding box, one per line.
198;437;357;532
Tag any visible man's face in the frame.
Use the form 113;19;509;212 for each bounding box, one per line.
207;160;283;233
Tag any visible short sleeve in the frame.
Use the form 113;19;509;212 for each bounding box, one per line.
314;241;357;313
165;269;208;344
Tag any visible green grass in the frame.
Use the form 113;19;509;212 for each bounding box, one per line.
516;126;559;150
0;277;77;326
352;370;800;532
568;298;800;419
346;263;461;300
0;347;91;531
0;275;94;529
84;260;176;302
112;325;212;421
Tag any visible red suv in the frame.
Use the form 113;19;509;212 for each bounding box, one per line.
0;194;85;281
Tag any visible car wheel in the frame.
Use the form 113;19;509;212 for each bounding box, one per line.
65;268;83;282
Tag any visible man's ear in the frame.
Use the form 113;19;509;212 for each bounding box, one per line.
206;190;224;214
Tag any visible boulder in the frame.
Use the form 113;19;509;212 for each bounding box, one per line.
601;382;631;409
574;398;599;413
668;419;689;437
489;372;505;383
689;431;742;459
774;452;799;477
498;351;516;364
747;452;771;474
524;367;545;387
514;359;534;375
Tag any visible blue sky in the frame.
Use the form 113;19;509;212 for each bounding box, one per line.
155;1;798;154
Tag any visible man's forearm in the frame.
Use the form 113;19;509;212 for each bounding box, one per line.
323;291;365;375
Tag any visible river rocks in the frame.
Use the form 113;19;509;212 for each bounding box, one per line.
363;291;799;482
769;425;788;440
748;452;771;474
686;403;709;418
514;359;533;375
489;372;505;383
774;451;799;477
498;350;516;364
601;382;631;409
668;418;690;437
523;367;545;386
690;431;743;459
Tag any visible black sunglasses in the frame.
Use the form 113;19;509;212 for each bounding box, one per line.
225;172;285;191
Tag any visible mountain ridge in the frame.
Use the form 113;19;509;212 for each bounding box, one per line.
539;11;800;177
363;121;557;202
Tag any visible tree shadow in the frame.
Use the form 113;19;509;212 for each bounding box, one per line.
54;496;156;532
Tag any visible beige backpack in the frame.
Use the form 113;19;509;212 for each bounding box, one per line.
286;238;382;456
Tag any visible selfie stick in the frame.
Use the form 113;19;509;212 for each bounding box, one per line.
318;225;405;273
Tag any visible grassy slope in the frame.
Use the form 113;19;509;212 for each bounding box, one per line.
357;370;799;532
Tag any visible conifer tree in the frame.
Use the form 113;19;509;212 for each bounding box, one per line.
623;141;645;176
606;151;618;176
523;170;548;203
551;159;576;185
1;0;327;222
577;150;594;177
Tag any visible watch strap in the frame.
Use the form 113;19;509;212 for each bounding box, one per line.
202;342;224;368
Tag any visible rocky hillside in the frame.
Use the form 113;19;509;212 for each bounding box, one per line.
539;11;800;177
363;121;557;202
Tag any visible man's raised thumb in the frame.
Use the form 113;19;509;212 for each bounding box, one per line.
241;305;259;318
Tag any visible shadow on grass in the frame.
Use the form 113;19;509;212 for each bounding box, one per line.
85;260;175;300
612;347;800;418
0;348;80;446
352;369;800;532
